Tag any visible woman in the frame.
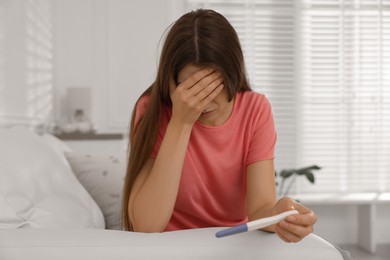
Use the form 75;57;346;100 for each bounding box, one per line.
122;9;317;243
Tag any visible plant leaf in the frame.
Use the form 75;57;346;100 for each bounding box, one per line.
305;172;315;184
306;165;321;171
296;169;308;175
280;169;294;178
297;165;321;175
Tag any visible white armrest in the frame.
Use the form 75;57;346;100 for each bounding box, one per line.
0;228;343;260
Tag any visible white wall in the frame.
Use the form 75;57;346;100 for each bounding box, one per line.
0;0;54;129
0;0;4;115
54;0;186;133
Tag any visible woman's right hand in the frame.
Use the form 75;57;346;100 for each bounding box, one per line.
169;68;224;126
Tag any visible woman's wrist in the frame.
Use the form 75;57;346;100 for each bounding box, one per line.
168;117;195;135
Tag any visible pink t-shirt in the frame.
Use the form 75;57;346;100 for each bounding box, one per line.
134;91;276;231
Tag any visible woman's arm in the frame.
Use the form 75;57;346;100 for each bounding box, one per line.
247;160;317;242
128;68;224;232
129;121;193;232
246;160;277;227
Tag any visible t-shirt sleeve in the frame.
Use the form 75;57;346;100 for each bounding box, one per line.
133;97;148;129
246;95;277;165
133;96;160;159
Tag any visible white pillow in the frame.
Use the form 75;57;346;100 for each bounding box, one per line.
65;152;126;230
0;127;105;229
40;133;73;167
40;133;73;154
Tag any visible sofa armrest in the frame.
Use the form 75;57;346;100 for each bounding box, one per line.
0;227;343;260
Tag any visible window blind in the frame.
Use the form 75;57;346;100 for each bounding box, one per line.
299;0;390;193
25;0;53;120
0;0;53;128
187;0;390;194
25;0;54;121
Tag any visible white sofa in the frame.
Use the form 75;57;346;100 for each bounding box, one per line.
0;127;345;260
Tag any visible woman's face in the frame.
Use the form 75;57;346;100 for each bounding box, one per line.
177;64;234;126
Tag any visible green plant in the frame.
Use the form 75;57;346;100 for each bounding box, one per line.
275;165;321;196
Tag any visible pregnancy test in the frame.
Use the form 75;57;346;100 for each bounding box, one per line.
215;209;299;238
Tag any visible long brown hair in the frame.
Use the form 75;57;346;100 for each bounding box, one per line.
122;9;251;231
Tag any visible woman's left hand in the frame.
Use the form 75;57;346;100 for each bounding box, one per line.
273;197;317;243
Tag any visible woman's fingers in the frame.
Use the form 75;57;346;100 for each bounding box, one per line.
198;83;224;108
273;197;317;243
275;224;303;243
286;210;317;227
194;76;224;102
189;72;222;96
175;68;224;110
276;197;318;226
278;219;314;238
178;68;215;90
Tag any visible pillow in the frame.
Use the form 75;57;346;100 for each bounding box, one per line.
40;133;73;154
65;152;127;230
0;126;105;229
40;133;73;166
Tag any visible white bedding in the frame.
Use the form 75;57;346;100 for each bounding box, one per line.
0;128;345;260
0;227;343;260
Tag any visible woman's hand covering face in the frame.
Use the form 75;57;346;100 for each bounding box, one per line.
170;67;224;126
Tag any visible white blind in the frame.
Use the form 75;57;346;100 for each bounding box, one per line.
187;0;390;193
25;0;54;121
0;0;53;129
299;0;390;193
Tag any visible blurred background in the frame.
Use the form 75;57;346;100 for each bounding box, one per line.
0;0;389;258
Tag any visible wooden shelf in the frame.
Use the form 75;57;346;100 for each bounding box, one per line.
55;132;124;141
